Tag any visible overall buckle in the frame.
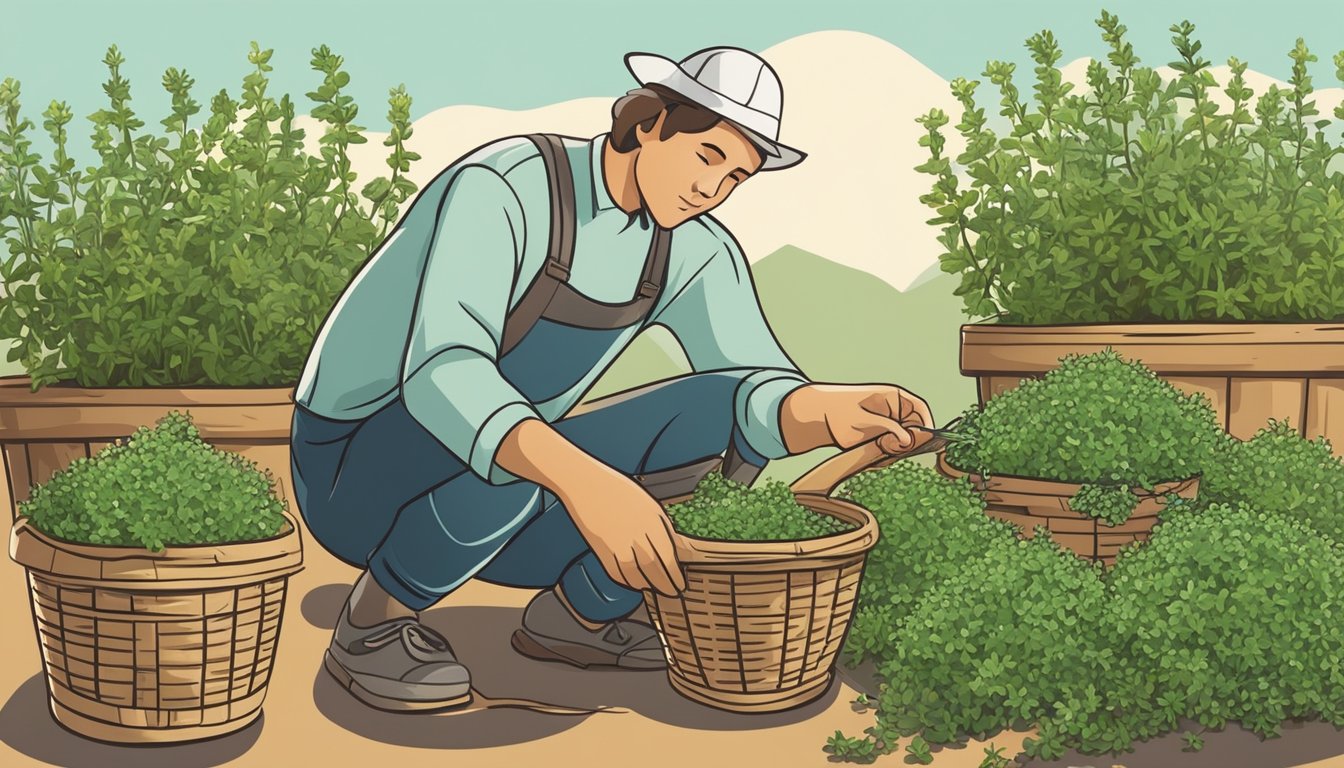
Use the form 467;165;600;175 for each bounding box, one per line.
544;261;570;281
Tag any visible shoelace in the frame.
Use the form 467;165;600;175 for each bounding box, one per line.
359;620;454;659
603;623;632;646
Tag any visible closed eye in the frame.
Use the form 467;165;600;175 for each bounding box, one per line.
697;153;708;165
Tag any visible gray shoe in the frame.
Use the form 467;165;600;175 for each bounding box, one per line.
325;594;472;711
509;588;666;670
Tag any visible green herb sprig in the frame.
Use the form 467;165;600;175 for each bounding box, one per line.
0;43;421;389
918;11;1344;323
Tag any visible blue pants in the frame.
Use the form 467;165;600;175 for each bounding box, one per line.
289;371;769;622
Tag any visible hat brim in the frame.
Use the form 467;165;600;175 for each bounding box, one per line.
624;52;806;171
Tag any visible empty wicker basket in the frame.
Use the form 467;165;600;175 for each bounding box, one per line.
643;436;929;713
9;511;304;743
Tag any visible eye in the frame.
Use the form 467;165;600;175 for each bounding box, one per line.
697;153;708;165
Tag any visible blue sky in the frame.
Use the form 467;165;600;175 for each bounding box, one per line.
4;0;1344;164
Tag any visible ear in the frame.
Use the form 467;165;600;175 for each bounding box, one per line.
634;110;668;147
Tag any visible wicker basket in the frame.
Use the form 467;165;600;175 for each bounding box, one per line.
935;451;1200;565
643;434;937;713
8;511;304;743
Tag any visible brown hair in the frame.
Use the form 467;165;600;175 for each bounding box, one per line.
609;82;765;162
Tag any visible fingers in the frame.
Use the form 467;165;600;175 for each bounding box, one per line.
606;541;681;597
872;414;915;450
612;554;646;593
877;431;907;455
889;387;934;429
644;528;686;594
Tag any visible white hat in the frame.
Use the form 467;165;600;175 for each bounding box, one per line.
624;46;806;171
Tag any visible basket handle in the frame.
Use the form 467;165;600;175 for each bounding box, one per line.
789;430;947;497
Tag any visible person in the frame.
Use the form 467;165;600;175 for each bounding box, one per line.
289;45;933;712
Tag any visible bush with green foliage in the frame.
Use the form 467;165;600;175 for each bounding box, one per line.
0;42;420;389
945;348;1222;524
21;410;287;551
1200;418;1344;544
874;533;1107;749
917;10;1344;323
835;460;1018;667
827;424;1344;763
1029;502;1344;759
664;470;852;541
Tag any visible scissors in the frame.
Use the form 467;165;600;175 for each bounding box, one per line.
906;415;973;444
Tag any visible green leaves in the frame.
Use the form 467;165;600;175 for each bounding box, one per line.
664;472;852;541
836;460;1017;668
20;410;286;550
918;12;1344;323
945;349;1223;505
1071;483;1139;526
826;397;1344;764
0;43;421;388
903;735;934;764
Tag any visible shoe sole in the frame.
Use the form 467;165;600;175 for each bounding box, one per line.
323;650;473;712
509;629;664;671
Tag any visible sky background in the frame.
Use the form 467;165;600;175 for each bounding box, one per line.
5;0;1344;165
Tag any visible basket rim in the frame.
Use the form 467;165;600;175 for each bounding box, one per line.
936;451;1201;497
667;493;878;565
9;508;304;586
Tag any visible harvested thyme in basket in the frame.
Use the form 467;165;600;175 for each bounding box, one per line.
664;471;854;541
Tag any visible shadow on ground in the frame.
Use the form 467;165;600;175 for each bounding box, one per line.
0;674;263;768
301;581;841;749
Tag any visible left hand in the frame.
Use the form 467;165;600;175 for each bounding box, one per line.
781;383;934;455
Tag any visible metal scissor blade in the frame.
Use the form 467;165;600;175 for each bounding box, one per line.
908;417;973;444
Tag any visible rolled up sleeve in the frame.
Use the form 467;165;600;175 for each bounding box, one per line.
652;224;810;460
400;165;540;485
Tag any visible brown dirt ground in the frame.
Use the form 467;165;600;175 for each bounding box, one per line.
1;482;1342;767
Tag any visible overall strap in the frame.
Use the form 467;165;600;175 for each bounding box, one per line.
538;222;673;329
499;134;577;357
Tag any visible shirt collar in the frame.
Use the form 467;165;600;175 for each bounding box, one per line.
589;132;650;231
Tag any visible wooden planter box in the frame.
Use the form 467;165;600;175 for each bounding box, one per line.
935;452;1200;565
0;375;298;520
9;512;304;742
961;323;1344;456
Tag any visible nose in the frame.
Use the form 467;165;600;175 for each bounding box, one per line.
692;174;724;201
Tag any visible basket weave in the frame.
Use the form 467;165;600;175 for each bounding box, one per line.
644;495;875;712
641;435;937;713
8;512;304;743
935;451;1200;565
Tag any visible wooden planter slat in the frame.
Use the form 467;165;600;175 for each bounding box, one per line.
1228;378;1308;439
0;377;296;406
1305;380;1344;453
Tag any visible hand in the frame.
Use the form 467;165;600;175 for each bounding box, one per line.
781;383;934;455
557;467;687;597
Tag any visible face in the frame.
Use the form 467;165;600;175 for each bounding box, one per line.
633;111;765;228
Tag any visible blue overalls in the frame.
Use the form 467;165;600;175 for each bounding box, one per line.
289;134;770;622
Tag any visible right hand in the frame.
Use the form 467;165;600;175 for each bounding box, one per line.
559;469;687;597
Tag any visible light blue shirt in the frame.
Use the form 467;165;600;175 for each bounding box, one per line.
295;133;810;484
